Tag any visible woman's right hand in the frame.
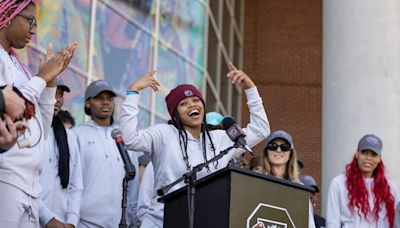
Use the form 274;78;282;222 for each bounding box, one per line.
128;70;160;92
0;114;19;151
3;86;25;121
37;42;78;85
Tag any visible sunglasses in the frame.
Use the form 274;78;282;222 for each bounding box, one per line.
266;143;291;152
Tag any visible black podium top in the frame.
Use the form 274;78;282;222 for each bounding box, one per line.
159;166;314;203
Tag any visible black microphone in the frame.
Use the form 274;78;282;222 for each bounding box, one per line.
222;117;252;153
111;128;136;180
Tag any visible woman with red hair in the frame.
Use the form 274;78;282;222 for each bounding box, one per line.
326;134;399;228
0;0;76;227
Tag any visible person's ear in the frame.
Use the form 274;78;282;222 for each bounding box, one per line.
355;150;360;159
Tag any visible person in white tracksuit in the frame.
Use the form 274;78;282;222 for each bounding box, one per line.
73;80;139;228
0;1;77;227
39;78;83;228
119;64;270;228
326;134;399;228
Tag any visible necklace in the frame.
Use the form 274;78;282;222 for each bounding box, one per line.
9;52;32;80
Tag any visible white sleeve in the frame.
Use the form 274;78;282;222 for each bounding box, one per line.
137;162;154;223
18;77;55;140
326;177;341;228
119;94;164;157
228;86;270;159
38;86;56;139
66;131;83;227
243;87;270;146
38;199;55;225
18;76;46;104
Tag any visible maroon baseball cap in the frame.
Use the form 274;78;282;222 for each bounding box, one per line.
165;84;204;118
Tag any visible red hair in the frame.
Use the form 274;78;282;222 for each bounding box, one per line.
345;156;395;227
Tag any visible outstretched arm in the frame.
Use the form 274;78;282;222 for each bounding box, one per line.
226;63;270;156
120;71;162;155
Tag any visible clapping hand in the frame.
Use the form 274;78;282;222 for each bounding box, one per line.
128;70;160;92
38;42;78;87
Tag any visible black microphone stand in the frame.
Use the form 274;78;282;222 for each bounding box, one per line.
119;170;135;228
158;144;238;228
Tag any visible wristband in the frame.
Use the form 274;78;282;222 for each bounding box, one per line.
126;90;139;95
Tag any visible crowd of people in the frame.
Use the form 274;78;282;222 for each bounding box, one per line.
0;1;399;228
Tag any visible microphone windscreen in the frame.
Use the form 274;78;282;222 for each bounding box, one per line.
222;116;236;130
111;128;122;139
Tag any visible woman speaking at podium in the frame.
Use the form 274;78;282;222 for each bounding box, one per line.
120;63;270;228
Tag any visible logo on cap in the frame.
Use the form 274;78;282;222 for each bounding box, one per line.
95;80;109;87
366;136;379;145
184;90;193;97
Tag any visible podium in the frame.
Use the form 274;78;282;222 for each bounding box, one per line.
161;167;313;228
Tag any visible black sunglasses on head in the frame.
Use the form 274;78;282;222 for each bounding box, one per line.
266;143;291;152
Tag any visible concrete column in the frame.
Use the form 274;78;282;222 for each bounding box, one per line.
322;0;400;215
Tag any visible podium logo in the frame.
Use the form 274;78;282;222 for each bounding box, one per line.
252;222;265;228
246;203;296;228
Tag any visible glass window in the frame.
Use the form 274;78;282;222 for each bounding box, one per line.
159;0;206;66
21;0;240;128
36;0;91;71
93;1;153;107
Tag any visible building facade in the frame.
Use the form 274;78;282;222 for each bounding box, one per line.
21;0;400;217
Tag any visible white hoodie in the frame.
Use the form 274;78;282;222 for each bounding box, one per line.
120;86;270;227
137;162;154;223
0;46;56;197
326;173;399;228
73;120;139;227
39;128;83;227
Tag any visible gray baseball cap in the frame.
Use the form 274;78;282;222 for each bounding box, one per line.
266;130;294;147
84;80;116;100
358;134;383;155
56;77;70;93
300;175;319;193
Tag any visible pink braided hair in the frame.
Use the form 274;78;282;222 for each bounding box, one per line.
0;0;37;78
0;0;35;29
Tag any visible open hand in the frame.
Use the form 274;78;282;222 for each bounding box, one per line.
128;70;160;92
38;42;78;86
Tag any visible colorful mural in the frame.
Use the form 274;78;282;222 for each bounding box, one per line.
19;0;207;125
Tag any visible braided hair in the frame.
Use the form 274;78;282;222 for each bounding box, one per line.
169;110;218;172
52;114;70;189
0;0;35;29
